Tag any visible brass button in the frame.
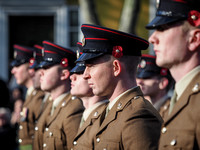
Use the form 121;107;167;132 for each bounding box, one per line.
73;141;77;145
18;139;22;143
96;137;100;143
161;127;167;133
43;143;47;147
170;139;176;146
49;132;53;136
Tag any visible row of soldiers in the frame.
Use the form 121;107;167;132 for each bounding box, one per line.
10;0;200;149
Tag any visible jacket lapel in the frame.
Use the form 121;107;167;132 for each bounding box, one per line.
165;72;200;124
97;87;143;134
75;103;107;140
46;93;71;126
23;89;37;106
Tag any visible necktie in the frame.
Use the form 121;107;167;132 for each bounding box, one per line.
168;91;177;115
50;105;56;116
79;117;85;128
105;106;110;117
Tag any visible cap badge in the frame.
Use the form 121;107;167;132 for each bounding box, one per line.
188;10;200;27
33;51;36;58
14;51;17;59
76;50;80;59
42;48;45;57
140;59;146;68
112;46;123;58
82;37;85;47
160;68;168;76
29;58;35;67
61;58;68;67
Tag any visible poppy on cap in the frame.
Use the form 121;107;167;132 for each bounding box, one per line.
38;41;76;69
70;42;86;74
136;54;170;79
11;44;34;67
76;24;149;62
146;0;200;29
29;44;44;69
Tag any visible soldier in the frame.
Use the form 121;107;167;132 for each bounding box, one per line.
70;42;108;149
146;0;200;149
30;45;51;118
76;24;163;149
11;44;39;150
136;54;174;112
33;41;84;150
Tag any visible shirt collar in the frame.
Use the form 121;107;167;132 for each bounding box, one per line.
26;86;34;97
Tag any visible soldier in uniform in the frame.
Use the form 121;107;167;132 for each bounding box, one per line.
11;44;40;150
146;0;200;149
30;44;51;118
76;24;163;150
70;42;108;149
33;41;84;150
136;54;174;112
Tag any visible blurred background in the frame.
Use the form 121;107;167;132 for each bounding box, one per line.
0;0;156;83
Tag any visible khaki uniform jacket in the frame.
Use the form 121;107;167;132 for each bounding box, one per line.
33;93;84;150
159;73;200;150
72;102;108;150
93;87;163;150
18;89;45;145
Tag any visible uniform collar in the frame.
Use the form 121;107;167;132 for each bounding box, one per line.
108;86;138;110
82;99;108;121
52;92;69;108
176;66;200;100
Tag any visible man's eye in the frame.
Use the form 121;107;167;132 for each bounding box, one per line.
157;25;169;31
86;64;93;67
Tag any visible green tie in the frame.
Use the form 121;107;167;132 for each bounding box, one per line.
105;106;110;117
51;105;56;116
79;117;85;128
168;91;177;115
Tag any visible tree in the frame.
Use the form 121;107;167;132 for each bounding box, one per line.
78;0;141;34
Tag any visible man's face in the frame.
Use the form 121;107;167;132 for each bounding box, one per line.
136;76;160;97
11;63;31;86
40;65;62;92
83;56;115;98
148;22;188;69
70;73;93;97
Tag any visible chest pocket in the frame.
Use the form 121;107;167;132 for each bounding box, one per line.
96;141;121;150
46;129;66;150
161;130;195;150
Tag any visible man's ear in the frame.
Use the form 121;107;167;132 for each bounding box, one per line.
113;60;122;77
188;29;200;51
159;77;169;90
61;69;70;80
28;68;35;77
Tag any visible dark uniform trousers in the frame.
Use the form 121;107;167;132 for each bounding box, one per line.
71;102;108;150
33;93;84;150
159;72;200;150
91;87;163;150
18;89;45;146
